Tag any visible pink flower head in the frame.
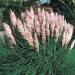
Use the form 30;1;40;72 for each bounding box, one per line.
16;18;25;36
41;9;46;43
30;7;34;21
49;10;55;23
24;25;33;46
3;22;16;46
9;9;17;27
25;9;34;32
35;14;40;35
38;7;42;23
49;11;56;37
45;12;50;36
21;12;25;22
62;21;73;46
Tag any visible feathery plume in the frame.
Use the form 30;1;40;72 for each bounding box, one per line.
30;7;34;21
9;9;17;27
35;14;40;35
24;24;33;46
16;18;33;46
49;11;56;37
41;9;46;43
38;7;42;23
62;22;73;46
25;10;34;32
16;18;25;36
3;22;16;46
45;12;50;37
21;12;25;22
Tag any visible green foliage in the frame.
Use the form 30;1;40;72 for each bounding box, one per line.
61;48;75;75
0;33;70;75
0;0;40;8
0;0;8;7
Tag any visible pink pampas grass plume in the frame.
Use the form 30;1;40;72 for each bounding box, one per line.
26;7;34;29
58;15;64;34
25;9;34;32
40;9;46;43
21;12;25;22
38;7;42;23
16;18;25;36
9;9;17;27
67;23;73;41
25;16;33;32
45;12;50;36
24;24;33;46
16;18;33;46
54;14;61;39
62;21;73;46
35;14;40;35
3;22;16;46
49;11;56;37
30;7;34;21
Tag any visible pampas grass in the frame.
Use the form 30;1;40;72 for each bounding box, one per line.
0;7;75;75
